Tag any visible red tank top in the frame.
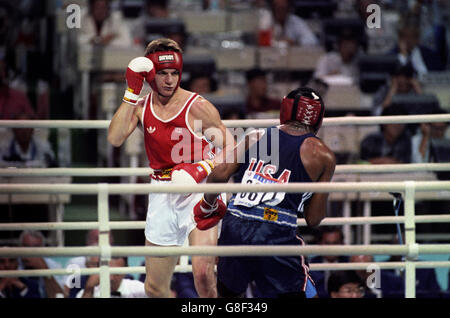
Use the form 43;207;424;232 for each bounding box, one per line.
142;92;215;177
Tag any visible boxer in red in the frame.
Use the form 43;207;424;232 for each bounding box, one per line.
108;38;235;298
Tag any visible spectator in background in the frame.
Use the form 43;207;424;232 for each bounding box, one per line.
268;0;319;47
18;231;67;298
0;58;34;120
408;0;448;69
244;68;280;118
186;72;217;95
309;226;349;298
328;270;365;298
360;106;412;164
0;245;40;298
132;0;188;50
77;257;146;298
372;62;423;116
391;18;445;76
349;254;404;298
64;229;115;298
411;108;448;164
132;0;169;45
221;107;245;121
313;29;362;83
0;113;57;168
78;0;132;48
0;112;55;167
143;0;169;18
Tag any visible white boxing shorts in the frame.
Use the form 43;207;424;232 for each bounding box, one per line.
145;178;224;246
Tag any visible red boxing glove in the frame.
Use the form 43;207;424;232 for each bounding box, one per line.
171;160;214;184
193;196;227;230
123;57;155;105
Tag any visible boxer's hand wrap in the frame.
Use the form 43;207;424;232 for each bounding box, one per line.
193;196;227;230
123;57;155;105
171;160;215;184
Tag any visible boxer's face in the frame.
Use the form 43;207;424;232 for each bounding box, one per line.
155;68;179;97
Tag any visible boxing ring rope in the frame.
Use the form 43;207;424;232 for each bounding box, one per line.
1;163;450;177
0;113;449;129
1;115;450;298
2;214;450;231
2;261;450;278
1;180;449;194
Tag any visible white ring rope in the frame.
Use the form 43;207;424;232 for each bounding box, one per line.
1;244;450;258
2;261;450;278
0;163;449;177
1;214;450;231
0;114;449;129
0;181;449;194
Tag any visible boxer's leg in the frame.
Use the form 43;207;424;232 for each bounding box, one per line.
188;226;218;298
144;239;179;298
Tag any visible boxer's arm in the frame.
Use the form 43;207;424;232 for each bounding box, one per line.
301;138;336;227
188;97;236;203
108;100;143;147
189;98;236;166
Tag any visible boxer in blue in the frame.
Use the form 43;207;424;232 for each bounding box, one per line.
193;87;336;298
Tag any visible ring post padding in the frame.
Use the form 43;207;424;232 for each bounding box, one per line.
404;181;416;254
405;261;416;298
407;243;419;260
404;181;416;298
98;183;111;298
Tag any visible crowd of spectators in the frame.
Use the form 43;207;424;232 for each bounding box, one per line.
1;0;448;165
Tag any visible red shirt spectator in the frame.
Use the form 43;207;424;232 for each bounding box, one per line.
0;59;35;119
0;86;35;120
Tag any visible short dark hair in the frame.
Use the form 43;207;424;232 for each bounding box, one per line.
187;72;217;92
317;226;344;243
245;68;267;82
146;0;168;8
337;28;360;45
144;38;183;56
327;270;363;295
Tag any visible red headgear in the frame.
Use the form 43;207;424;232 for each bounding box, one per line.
145;50;183;95
280;87;325;133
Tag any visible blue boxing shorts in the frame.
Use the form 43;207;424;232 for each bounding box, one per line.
217;213;312;298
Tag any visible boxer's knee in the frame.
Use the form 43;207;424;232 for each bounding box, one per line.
192;257;217;297
144;277;170;298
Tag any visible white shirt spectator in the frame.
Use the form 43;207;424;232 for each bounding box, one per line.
18;257;67;298
411;132;429;163
397;47;428;76
78;9;133;48
272;13;318;46
314;51;360;82
76;278;147;298
0;135;56;168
